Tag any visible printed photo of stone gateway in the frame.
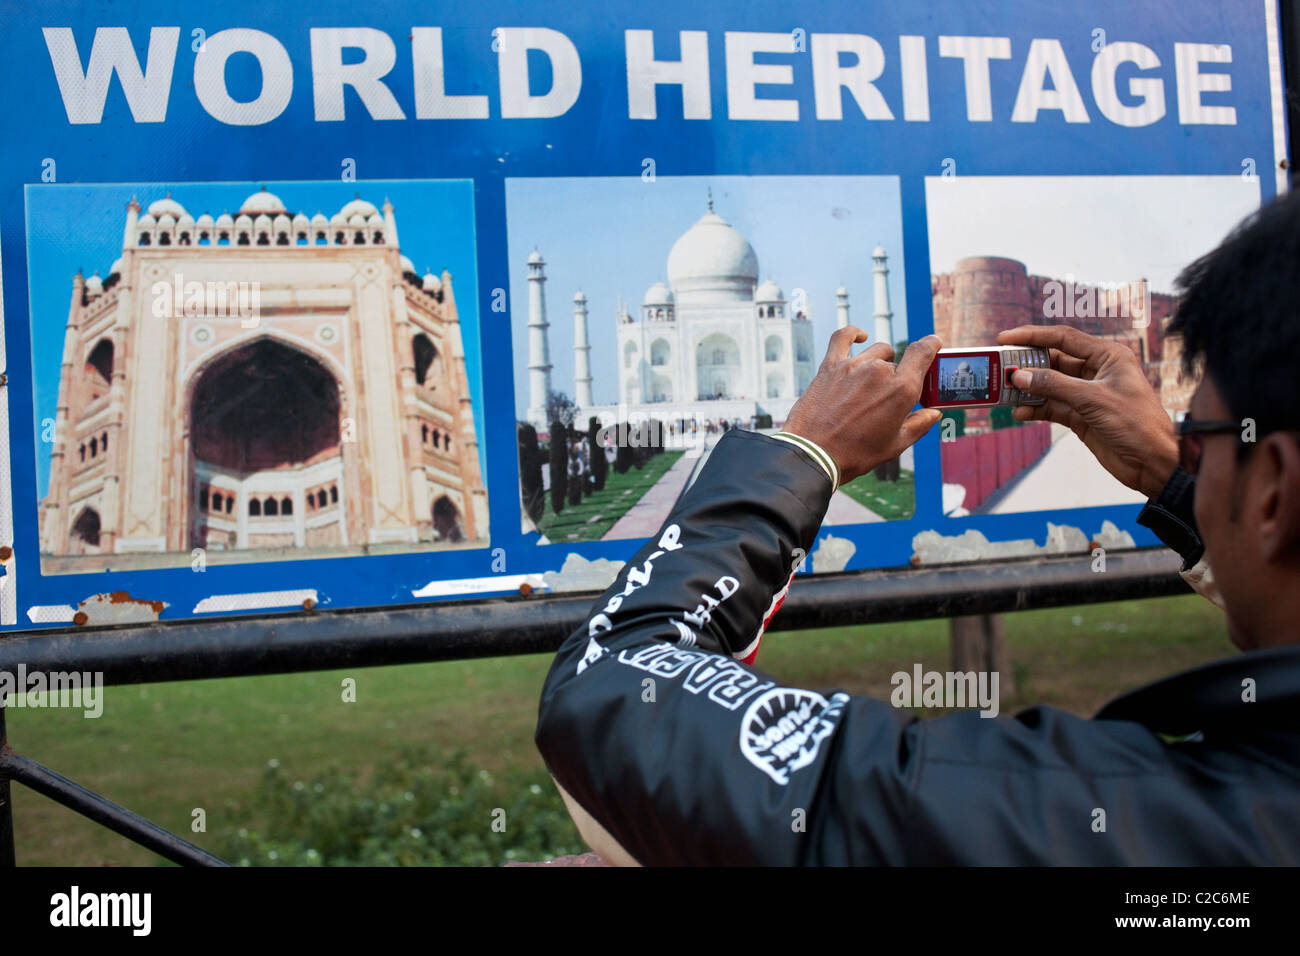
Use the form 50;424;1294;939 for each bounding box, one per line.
27;181;488;574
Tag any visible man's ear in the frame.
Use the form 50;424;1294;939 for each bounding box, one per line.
1256;433;1300;564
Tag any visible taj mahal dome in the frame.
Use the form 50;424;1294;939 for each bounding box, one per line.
523;196;894;431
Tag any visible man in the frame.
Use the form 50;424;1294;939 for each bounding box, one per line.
534;192;1300;865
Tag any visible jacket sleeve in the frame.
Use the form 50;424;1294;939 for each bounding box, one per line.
1135;466;1225;609
535;428;847;864
535;432;1240;865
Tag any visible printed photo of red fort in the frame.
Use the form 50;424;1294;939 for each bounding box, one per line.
926;175;1261;517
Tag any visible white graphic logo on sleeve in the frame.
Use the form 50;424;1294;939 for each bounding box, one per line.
741;688;849;785
576;637;610;675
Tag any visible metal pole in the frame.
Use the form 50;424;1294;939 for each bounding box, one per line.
0;549;1190;689
2;751;227;867
0;704;15;866
1283;0;1300;182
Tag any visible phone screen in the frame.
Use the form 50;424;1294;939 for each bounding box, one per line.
936;354;991;404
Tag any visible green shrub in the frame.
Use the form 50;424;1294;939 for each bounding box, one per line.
517;422;545;524
990;406;1021;430
588;417;608;491
218;746;583;866
548;421;568;515
940;408;966;437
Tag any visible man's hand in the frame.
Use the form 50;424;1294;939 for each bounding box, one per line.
783;327;942;485
998;325;1179;500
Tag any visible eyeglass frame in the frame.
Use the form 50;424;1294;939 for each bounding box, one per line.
1175;414;1267;477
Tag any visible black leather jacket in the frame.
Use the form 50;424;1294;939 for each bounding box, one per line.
535;429;1300;865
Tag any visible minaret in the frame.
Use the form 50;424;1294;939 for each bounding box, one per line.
835;285;849;329
382;197;399;247
573;290;593;409
872;245;894;347
526;250;553;430
123;197;140;249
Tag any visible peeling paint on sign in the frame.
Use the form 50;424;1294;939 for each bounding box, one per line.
76;591;170;625
912;520;1135;565
542;553;625;593
26;604;77;624
192;589;318;614
812;534;857;573
412;574;546;598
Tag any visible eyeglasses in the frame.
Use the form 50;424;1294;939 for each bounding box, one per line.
1176;416;1241;477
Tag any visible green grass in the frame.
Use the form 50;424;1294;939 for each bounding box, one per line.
535;450;684;541
8;654;562;866
837;468;915;520
6;593;1231;865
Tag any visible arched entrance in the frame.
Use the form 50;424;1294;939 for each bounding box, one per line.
432;495;464;543
85;339;113;403
764;335;783;363
70;506;101;553
413;333;441;387
696;333;740;400
650;338;671;367
189;338;344;550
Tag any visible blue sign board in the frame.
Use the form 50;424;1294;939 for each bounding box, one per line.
0;1;1287;629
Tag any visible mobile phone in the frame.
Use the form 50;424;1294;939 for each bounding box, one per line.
920;346;1050;409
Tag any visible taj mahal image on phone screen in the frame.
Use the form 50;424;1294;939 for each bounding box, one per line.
936;356;990;404
30;182;488;573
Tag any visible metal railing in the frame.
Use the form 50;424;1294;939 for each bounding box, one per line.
0;547;1191;866
7;0;1300;866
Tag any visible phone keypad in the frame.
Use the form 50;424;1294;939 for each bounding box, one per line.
1007;347;1048;405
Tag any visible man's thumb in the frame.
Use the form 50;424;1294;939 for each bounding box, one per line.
900;407;942;443
1012;367;1083;403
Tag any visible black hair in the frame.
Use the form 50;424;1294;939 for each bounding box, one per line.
1168;187;1300;434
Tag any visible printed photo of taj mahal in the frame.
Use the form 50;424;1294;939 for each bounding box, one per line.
27;181;488;573
506;176;911;544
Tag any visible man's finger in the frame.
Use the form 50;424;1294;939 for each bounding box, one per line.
1049;348;1087;379
824;325;869;364
1013;395;1082;431
895;334;943;386
997;324;1110;363
1010;366;1092;407
851;341;897;365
